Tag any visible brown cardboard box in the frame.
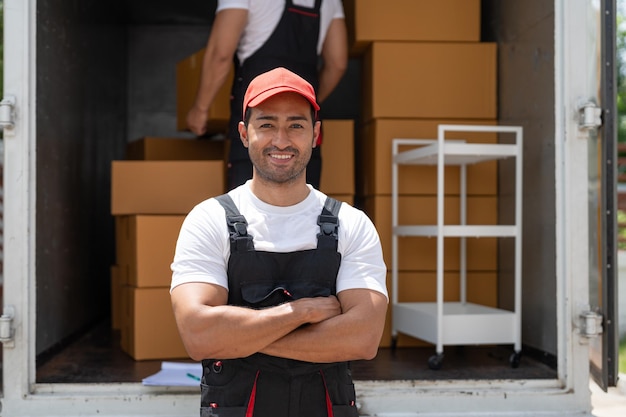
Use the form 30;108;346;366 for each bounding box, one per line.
363;195;498;271
115;215;185;287
126;137;226;161
359;119;498;197
362;42;497;121
344;0;481;55
176;48;234;133
120;286;189;360
380;271;498;347
111;160;224;215
320;120;355;195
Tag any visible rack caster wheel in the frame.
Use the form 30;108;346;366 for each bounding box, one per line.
509;352;521;368
428;354;444;370
391;336;398;351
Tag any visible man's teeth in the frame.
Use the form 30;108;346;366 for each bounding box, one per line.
271;154;291;159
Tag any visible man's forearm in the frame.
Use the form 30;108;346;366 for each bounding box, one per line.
260;290;388;363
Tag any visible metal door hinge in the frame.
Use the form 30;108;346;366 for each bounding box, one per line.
578;309;603;339
0;306;15;348
578;102;602;130
0;95;16;131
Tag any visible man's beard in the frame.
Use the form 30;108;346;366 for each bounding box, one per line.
250;144;313;184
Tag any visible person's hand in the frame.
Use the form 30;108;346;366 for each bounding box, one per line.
291;295;342;324
186;105;209;136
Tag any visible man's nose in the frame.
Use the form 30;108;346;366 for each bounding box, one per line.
272;126;291;147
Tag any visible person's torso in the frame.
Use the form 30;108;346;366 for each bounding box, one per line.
216;0;344;64
198;194;359;417
217;193;342;310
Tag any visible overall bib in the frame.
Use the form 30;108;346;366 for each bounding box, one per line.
199;194;359;417
228;0;323;190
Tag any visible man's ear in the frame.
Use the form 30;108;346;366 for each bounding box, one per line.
312;120;321;148
238;121;249;148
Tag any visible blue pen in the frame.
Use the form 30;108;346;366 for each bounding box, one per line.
187;372;201;381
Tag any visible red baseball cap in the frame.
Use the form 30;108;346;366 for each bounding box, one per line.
242;67;320;116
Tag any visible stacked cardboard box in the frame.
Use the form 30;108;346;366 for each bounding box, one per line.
319;120;356;205
110;137;225;360
346;0;501;347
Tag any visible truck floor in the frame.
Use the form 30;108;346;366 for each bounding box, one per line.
35;320;556;383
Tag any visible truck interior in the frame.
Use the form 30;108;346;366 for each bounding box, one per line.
2;0;563;384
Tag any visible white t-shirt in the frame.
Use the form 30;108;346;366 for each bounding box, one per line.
216;0;345;64
171;182;388;300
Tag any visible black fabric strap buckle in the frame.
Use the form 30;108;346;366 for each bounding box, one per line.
227;215;249;236
317;214;338;237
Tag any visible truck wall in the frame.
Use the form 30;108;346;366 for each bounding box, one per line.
482;0;557;356
35;0;127;354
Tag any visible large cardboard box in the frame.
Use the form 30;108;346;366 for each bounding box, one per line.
362;42;497;121
363;195;498;272
344;0;481;54
176;48;234;133
111;160;224;215
126;137;226;161
120;287;189;360
380;271;498;347
320;120;354;195
115;215;185;287
359;119;498;197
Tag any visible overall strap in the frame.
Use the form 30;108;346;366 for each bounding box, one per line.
317;197;341;250
215;194;255;253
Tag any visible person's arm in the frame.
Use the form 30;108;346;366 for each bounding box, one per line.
186;9;248;136
170;282;343;361
259;288;388;362
317;18;348;103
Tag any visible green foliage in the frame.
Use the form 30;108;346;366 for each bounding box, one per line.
618;210;626;250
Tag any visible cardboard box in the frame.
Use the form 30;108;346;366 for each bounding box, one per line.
363;42;497;121
359;119;499;197
380;271;498;347
120;287;189;360
320;120;355;195
111;160;224;215
115;215;185;287
176;48;234;133
126;137;226;161
344;0;481;55
363;195;498;271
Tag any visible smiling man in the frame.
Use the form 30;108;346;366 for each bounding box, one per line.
170;67;388;417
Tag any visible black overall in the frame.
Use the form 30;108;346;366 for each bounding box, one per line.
199;194;358;417
228;0;323;190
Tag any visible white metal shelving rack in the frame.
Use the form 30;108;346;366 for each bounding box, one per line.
391;124;523;369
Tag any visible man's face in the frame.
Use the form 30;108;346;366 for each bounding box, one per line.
239;92;319;185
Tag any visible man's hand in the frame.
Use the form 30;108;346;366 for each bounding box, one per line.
290;295;342;324
186;105;209;136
